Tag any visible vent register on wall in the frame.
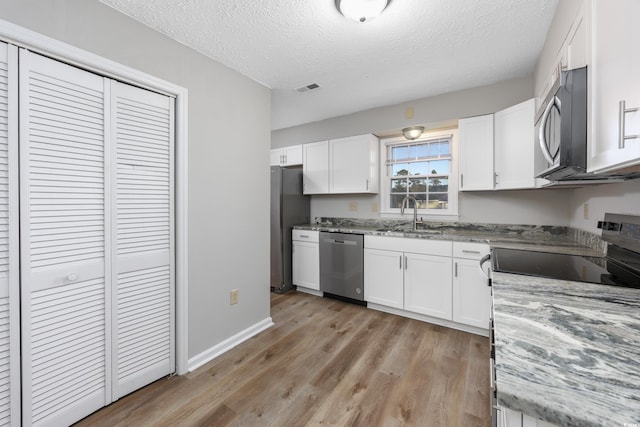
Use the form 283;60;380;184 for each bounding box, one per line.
1;42;176;427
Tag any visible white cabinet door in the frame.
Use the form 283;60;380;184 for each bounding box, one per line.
494;98;536;190
111;81;175;400
404;253;452;320
453;258;491;329
588;0;640;172
20;50;108;427
285;144;303;166
330;134;378;193
270;145;303;166
270;148;283;166
303;141;329;194
364;248;404;309
292;240;319;290
0;42;20;427
459;114;495;191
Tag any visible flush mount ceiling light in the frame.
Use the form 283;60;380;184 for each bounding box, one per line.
335;0;390;23
402;126;425;140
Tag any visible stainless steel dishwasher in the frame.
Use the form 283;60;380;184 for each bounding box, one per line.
319;232;365;304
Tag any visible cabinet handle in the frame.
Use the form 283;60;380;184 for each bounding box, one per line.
399;255;402;269
462;250;481;254
619;100;639;149
460;173;464;189
366;179;369;191
299;234;309;238
494;172;499;187
454;262;458;277
404;255;408;270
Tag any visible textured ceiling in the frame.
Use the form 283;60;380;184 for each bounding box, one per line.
99;0;559;130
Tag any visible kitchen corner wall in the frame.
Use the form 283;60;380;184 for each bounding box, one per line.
273;76;575;226
569;180;640;234
0;0;271;360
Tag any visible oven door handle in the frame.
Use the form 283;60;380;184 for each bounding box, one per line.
538;94;561;165
479;254;491;285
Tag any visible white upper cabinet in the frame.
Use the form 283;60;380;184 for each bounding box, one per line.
329;134;379;194
587;0;640;173
303;140;329;194
270;144;303;167
303;134;379;195
459;114;495;191
494;98;536;190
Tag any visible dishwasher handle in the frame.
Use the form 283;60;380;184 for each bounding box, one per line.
324;238;357;246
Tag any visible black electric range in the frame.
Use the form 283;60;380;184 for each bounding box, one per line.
491;213;640;288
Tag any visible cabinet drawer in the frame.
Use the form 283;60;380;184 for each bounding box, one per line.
292;229;318;243
453;242;489;260
365;235;452;256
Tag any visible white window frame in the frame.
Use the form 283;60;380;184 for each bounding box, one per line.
379;128;459;219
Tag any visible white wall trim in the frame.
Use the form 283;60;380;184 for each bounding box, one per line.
0;19;190;375
188;317;274;372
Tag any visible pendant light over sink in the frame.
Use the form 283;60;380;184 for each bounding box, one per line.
335;0;390;23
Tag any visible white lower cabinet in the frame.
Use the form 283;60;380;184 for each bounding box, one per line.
292;230;320;291
452;242;491;329
363;248;404;309
403;253;453;319
364;236;453;321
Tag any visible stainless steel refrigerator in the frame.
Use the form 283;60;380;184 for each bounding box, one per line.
270;166;310;293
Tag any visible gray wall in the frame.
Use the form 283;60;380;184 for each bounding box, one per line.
273;75;575;225
272;76;534;148
0;0;271;358
569;181;640;233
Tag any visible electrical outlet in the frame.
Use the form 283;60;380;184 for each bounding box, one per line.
371;202;379;213
583;203;589;220
230;289;239;305
348;201;358;212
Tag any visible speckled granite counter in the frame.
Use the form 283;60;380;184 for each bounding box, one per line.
294;218;605;256
492;272;640;427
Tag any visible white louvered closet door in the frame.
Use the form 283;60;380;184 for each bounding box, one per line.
0;42;20;427
111;81;175;400
19;50;109;427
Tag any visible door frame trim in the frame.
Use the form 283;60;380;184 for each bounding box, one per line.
0;19;190;375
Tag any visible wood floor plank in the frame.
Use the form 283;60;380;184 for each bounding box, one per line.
75;291;490;427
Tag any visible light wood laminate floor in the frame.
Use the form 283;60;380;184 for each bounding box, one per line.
75;291;490;426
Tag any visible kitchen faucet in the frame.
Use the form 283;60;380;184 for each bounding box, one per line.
400;195;419;231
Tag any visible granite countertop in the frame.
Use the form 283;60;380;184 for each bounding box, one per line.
492;272;640;427
294;218;604;256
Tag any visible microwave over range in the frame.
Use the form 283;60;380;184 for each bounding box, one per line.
535;66;640;182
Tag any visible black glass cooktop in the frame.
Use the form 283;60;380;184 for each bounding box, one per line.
492;248;639;287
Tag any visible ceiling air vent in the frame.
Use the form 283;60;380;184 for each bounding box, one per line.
295;83;320;93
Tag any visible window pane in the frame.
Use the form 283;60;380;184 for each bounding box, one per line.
414;194;427;209
391;178;407;193
413;144;428;159
428;194;448;209
390;194;406;209
409;161;428;176
428;177;449;192
392;163;411;176
391;146;409;161
433;141;450;156
428;160;450;175
409;178;426;192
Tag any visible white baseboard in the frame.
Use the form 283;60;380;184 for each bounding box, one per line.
187;317;274;372
367;303;488;337
295;286;323;297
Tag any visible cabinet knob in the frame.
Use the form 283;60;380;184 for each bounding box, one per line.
67;273;78;282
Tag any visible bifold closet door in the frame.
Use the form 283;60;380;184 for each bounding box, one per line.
20;50;109;427
0;42;20;427
110;81;175;400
